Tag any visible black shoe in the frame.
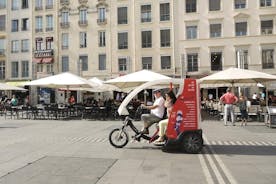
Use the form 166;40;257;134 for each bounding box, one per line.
140;128;149;134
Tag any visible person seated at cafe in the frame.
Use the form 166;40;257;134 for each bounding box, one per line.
68;95;75;105
11;95;18;106
24;95;30;106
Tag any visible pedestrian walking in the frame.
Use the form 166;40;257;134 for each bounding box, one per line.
238;94;248;126
220;88;238;126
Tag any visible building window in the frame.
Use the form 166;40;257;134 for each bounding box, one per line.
142;57;152;70
35;16;43;32
210;23;221;38
46;15;53;31
46;37;53;50
35;0;42;10
35;37;43;50
261;20;273;35
118;58;127;71
80;55;88;71
118;32;128;49
62;33;69;49
0;15;6;31
46;0;53;9
160;3;170;21
79;9;87;24
0;39;4;55
99;31;106;47
118;7;128;24
36;64;43;73
0;61;5;80
209;0;220;11
22;0;28;9
235;22;247;36
11;61;19;78
0;0;6;9
186;0;197;13
80;32;87;48
12;0;19;10
21;60;29;78
262;49;274;69
11;40;19;53
141;4;151;23
160;29;170;47
46;64;53;73
211;52;222;71
21;39;29;52
235;50;248;69
21;18;29;31
99;54;106;70
61;12;69;24
187;53;198;72
234;0;246;9
260;0;272;7
11;19;19;32
161;56;171;69
61;56;69;72
186;25;197;39
141;31;152;48
98;7;106;22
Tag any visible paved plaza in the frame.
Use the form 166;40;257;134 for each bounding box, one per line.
0;116;275;184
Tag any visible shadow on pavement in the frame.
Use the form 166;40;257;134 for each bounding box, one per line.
204;145;276;156
125;146;162;150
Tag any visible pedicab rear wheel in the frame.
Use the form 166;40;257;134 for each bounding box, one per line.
181;133;203;154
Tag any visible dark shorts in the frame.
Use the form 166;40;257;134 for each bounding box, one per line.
240;110;248;119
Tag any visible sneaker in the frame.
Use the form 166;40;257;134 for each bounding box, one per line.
153;140;165;146
140;128;149;134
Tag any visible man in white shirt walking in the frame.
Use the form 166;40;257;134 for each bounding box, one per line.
140;89;165;134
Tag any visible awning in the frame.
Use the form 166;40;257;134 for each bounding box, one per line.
33;58;42;63
42;57;53;63
6;80;30;87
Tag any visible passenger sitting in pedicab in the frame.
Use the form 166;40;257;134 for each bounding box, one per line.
140;89;165;134
154;90;177;145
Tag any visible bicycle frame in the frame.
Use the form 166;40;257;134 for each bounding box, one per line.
123;116;159;143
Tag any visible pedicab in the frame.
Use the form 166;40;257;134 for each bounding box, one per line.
109;78;203;153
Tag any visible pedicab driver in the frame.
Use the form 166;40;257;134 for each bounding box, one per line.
140;89;165;134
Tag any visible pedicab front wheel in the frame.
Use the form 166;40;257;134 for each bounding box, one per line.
109;128;129;148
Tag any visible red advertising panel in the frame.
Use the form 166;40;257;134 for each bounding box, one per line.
166;79;198;139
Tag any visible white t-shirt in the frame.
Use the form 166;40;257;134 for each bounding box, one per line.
252;93;257;100
151;96;165;118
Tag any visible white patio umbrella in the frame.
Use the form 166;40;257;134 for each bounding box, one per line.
25;72;98;88
105;70;171;90
0;83;27;91
59;77;122;92
88;77;121;92
199;68;276;87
